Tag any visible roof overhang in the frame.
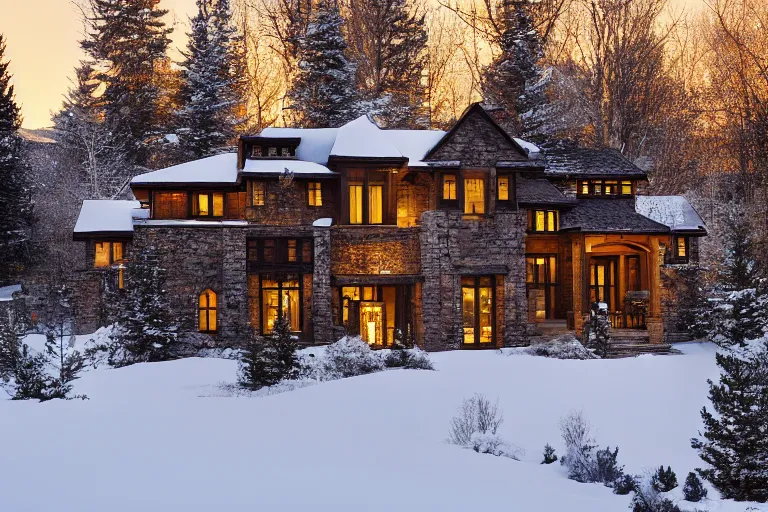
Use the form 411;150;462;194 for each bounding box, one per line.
73;231;134;241
328;155;408;166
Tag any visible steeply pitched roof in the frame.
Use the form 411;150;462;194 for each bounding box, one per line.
516;178;574;206
542;141;646;178
132;154;239;185
635;196;707;234
560;198;669;233
74;200;148;236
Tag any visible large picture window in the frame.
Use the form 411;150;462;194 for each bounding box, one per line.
461;276;494;346
261;278;301;333
199;289;217;333
464;178;485;215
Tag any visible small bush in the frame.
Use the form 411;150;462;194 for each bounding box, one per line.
470;432;520;459
614;474;638;495
651;466;678;493
559;411;625;486
383;347;434;370
320;337;385;380
630;478;681;512
542;443;558;464
595;446;624;486
522;335;598;360
449;394;504;446
682;472;707;502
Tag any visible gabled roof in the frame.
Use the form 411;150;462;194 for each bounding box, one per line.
560;198;670;234
73;200;148;238
330;115;403;159
542;140;646;179
131;154;239;185
635;196;707;234
423;103;530;161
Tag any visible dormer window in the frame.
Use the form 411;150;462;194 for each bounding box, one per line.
251;146;262;157
268;147;278;157
578;180;634;197
94;241;125;268
670;235;689;263
528;210;558;232
281;147;291;157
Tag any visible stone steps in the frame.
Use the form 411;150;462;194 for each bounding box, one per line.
607;343;673;358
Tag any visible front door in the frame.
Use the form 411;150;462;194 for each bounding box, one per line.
589;257;617;311
526;255;558;320
360;301;386;346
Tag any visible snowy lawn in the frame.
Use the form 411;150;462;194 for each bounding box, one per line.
1;342;765;512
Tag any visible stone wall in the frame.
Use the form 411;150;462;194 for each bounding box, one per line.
245;178;337;226
330;227;421;276
419;208;529;351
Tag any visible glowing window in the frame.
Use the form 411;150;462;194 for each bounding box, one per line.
463;178;485;215
676;237;687;258
349;183;363;224
462;276;494;345
369;184;383;224
94;242;111;268
497;176;510;201
621;181;633;195
529;210;559;232
308;182;322;206
287;239;297;262
198;194;209;216
252;181;266;206
443;174;457;200
199;289;217;333
261;279;301;334
112;242;124;262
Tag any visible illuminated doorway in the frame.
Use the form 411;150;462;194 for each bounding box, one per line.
589;257;618;310
461;276;495;346
360;302;386;346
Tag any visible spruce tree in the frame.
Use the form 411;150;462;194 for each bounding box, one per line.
481;0;546;136
346;0;428;128
176;0;244;158
238;329;282;390
691;341;768;502
682;472;707;502
80;0;172;165
270;315;298;379
108;247;178;367
651;466;678;493
0;34;34;285
286;0;362;128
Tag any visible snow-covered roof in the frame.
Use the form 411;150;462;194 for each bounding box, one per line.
514;138;540;157
635;196;707;234
131;154;239;185
312;218;333;227
259;127;339;164
74;200;144;234
330;115;403;159
0;284;22;302
242;159;335;175
385;129;447;167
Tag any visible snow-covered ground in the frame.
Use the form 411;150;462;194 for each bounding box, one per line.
1;342;765;512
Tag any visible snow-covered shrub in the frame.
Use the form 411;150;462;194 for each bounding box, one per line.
383;346;434;370
448;394;504;446
651;466;678;493
614;474;638;495
470;432;520;459
541;443;557;464
559;411;625;486
522;335;598;360
630;477;681;512
312;337;385;380
682;472;707;502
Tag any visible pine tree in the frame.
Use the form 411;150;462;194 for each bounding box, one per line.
0;34;34;285
176;0;244;158
0;307;23;382
346;0;428;128
238;329;282;390
651;466;678;492
682;472;707;502
270;315;298;379
286;0;362;128
691;341;768;503
43;285;86;399
80;0;172;165
541;443;557;464
108;247;178;367
481;0;546;136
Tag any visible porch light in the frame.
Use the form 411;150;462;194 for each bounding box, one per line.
380;270;392;274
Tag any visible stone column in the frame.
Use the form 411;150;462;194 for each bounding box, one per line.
221;228;248;342
647;236;664;344
312;226;333;345
571;235;584;334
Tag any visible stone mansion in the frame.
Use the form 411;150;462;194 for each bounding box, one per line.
70;103;706;351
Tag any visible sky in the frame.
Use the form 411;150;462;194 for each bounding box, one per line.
2;0;707;129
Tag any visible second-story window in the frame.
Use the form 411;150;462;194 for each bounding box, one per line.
443;174;457;200
194;192;224;217
349;182;364;224
94;241;125;268
528;210;559;232
252;181;266;206
308;182;323;206
464;178;485;215
497;176;510;201
578;180;634;196
368;183;384;224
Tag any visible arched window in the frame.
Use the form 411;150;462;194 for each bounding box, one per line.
199;289;217;333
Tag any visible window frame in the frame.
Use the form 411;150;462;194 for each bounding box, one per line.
198;289;218;334
527;209;559;233
94;241;126;268
496;173;516;209
463;175;486;216
307;181;323;207
577;179;635;197
251;180;266;207
461;276;496;347
246;238;313;268
192;191;225;218
441;173;458;203
152;190;189;219
259;276;303;334
671;235;690;264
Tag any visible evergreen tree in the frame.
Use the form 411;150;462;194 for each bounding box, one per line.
0;308;23;382
651;466;678;493
108;247;178;367
176;0;244;158
682;472;707;502
11;344;50;401
286;0;362;128
238;329;282;390
270;315;299;379
80;0;172;165
691;341;768;502
346;0;428;128
541;443;557;464
481;0;546;136
43;285;87;399
0;34;34;284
